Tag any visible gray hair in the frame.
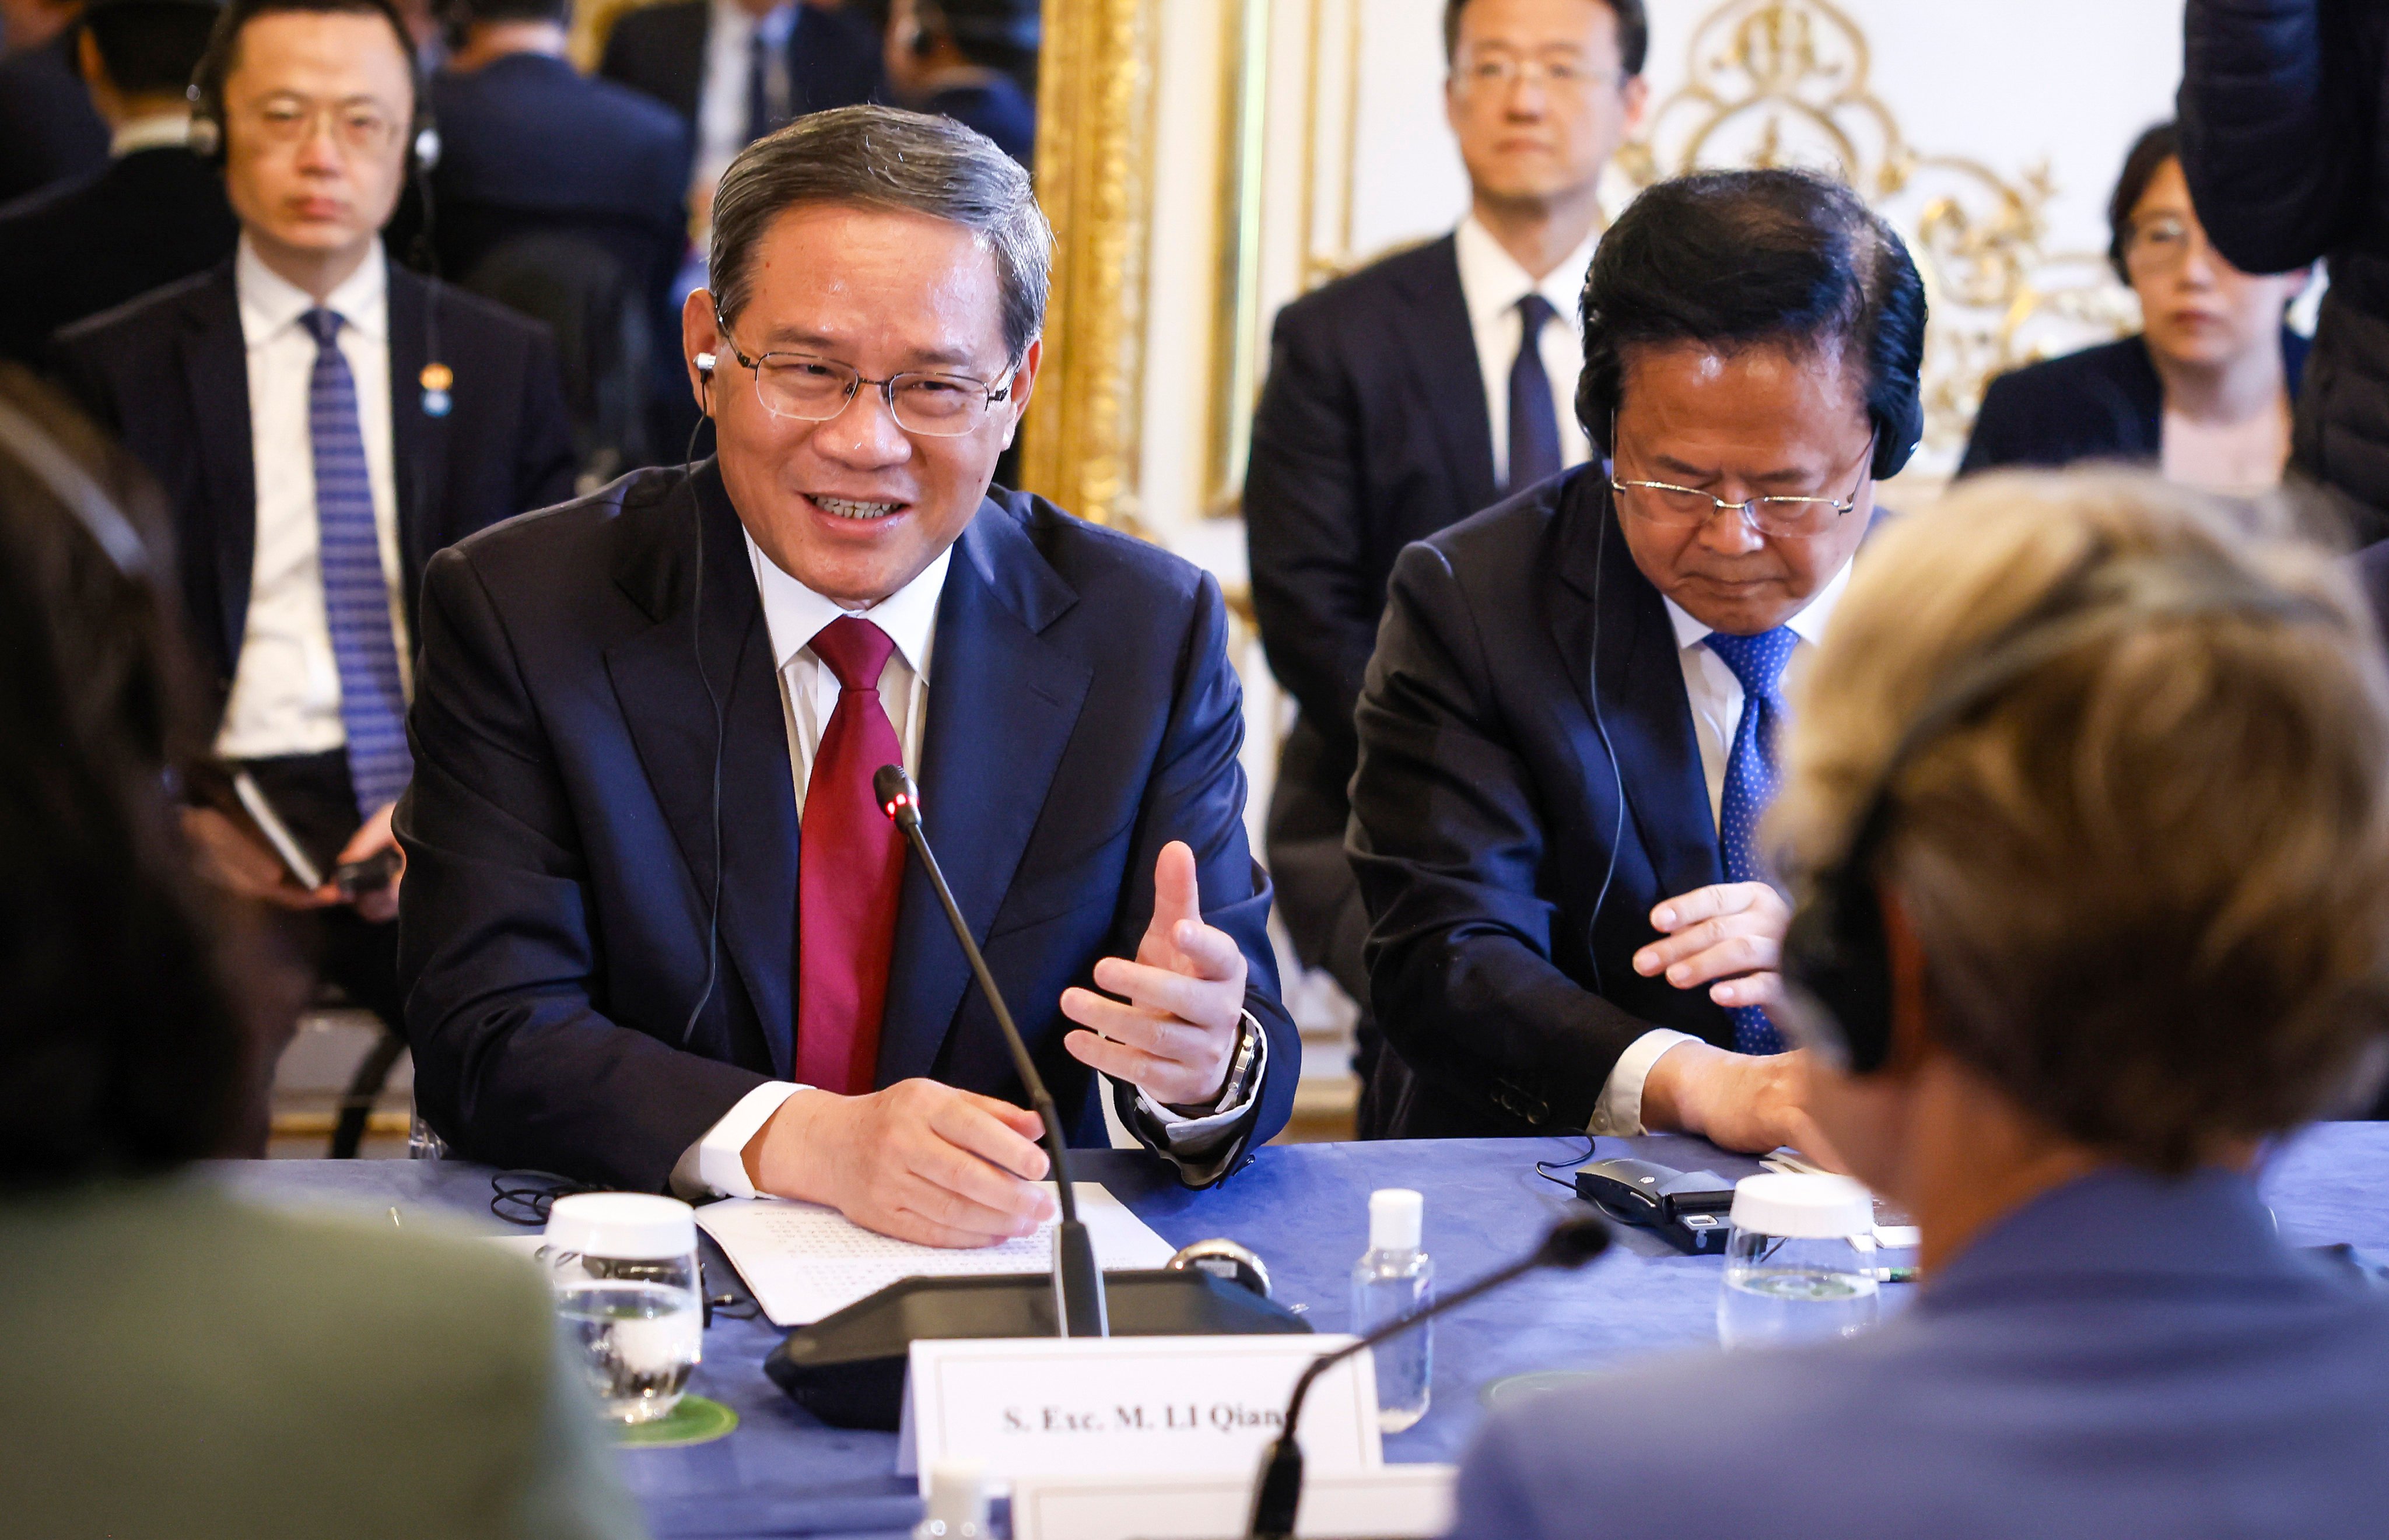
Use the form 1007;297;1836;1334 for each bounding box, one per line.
707;106;1053;365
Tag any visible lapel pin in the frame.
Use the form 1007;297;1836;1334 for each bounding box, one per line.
420;361;453;418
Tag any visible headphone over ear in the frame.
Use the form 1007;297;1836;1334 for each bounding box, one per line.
187;0;439;173
1777;554;2336;1076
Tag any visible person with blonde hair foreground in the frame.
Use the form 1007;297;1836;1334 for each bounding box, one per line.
1448;469;2389;1539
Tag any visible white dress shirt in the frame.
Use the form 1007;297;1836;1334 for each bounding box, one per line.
672;534;1267;1199
1452;214;1597;487
1586;556;1855;1136
214;236;407;763
109;111;192;157
693;0;796;199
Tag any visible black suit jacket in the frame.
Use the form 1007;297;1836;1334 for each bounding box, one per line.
0;146;239;364
1347;467;1737;1139
1959;330;2311;476
597;0;882;167
0;29;106;205
51;259;576;713
429;52;691;308
395;462;1298;1193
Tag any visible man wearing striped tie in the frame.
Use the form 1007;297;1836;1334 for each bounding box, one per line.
54;0;573;1056
1347;169;1927;1157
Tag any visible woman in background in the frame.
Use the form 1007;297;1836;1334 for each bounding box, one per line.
1963;123;2310;493
0;366;645;1540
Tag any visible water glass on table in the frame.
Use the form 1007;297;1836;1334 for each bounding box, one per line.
1716;1172;1881;1349
544;1193;705;1423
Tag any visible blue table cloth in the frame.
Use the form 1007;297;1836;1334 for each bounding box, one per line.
217;1125;2389;1538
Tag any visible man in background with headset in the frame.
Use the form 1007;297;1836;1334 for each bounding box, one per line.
1451;473;2389;1538
54;0;572;1061
1348;168;1926;1150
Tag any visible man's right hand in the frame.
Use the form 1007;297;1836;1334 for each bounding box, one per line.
742;1079;1061;1248
1639;1040;1844;1169
181;805;334;910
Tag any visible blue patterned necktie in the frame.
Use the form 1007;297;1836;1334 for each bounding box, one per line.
302;307;412;819
1703;626;1799;1055
1507;293;1562;492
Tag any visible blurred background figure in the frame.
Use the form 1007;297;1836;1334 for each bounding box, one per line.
1243;0;1649;1137
0;364;645;1539
598;0;880;226
1449;469;2389;1540
1963;122;2308;492
430;0;689;483
882;0;1036;167
0;0;236;366
2179;0;2389;540
0;0;108;201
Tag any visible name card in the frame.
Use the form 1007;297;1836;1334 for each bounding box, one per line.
1010;1464;1456;1540
901;1335;1382;1495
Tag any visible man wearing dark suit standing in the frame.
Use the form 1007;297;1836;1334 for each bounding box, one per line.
0;0;235;364
54;0;573;1048
598;0;880;218
1243;0;1646;1134
398;107;1297;1245
1348;169;1926;1148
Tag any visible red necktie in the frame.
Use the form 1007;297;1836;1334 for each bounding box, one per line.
797;616;906;1095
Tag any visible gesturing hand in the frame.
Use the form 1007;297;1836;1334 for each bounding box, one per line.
1059;840;1248;1111
1633;880;1790;1012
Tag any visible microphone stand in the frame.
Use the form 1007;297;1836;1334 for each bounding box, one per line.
1244;1213;1611;1540
876;766;1107;1338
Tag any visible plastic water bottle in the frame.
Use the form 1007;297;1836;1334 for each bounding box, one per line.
1350;1188;1433;1432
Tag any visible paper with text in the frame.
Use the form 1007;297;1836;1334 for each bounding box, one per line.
695;1183;1178;1325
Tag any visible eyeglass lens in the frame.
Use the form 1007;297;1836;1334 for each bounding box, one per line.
751;356;995;437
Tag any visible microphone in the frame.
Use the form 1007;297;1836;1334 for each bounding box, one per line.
874;764;1107;1338
1243;1212;1612;1540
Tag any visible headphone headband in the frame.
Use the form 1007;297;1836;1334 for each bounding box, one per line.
0;397;153;581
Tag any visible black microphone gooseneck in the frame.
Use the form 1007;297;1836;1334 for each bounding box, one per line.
873;763;1108;1338
1244;1212;1612;1540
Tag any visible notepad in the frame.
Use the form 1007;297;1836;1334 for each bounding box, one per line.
695;1183;1178;1325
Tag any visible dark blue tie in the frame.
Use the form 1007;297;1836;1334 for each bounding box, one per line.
1703;626;1799;1055
1507;293;1562;492
745;26;771;146
302;308;412;819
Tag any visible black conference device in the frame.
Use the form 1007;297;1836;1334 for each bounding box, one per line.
1243;1212;1612;1540
762;767;1311;1429
1574;1158;1735;1254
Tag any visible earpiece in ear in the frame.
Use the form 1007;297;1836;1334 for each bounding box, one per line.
413;124;441;172
694;352;717;378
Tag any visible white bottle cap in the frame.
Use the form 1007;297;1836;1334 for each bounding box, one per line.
544;1192;698;1261
1728;1172;1874;1240
1369;1187;1424;1251
922;1459;989;1534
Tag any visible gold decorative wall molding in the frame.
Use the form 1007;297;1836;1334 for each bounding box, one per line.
1627;0;2135;459
1017;0;1160;531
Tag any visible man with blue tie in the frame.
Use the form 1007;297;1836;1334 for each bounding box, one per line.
52;0;573;1052
397;107;1297;1245
1244;0;1649;1134
1347;167;1927;1148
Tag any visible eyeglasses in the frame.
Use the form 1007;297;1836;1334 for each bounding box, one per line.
1453;51;1622;94
1608;415;1874;539
240;94;405;156
2123;215;2202;272
713;320;1018;438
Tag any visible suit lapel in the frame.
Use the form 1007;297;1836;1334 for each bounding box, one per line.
604;463;801;1076
874;503;1092;1085
1396;236;1500;520
1549;476;1722;900
386;266;453;645
177;266;254;673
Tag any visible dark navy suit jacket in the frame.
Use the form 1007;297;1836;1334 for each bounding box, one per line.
597;0;882;176
50;259;576;720
1347;466;1737;1138
1959;329;2310;476
395;462;1297;1193
0;146;237;366
1452;1164;2389;1540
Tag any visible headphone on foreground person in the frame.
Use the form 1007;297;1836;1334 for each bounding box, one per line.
1775;551;2339;1076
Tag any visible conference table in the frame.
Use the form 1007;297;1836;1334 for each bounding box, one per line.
224;1125;2389;1539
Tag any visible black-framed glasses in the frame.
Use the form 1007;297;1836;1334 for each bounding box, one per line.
1608;413;1874;539
713;317;1018;437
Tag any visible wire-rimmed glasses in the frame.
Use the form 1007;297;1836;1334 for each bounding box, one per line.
1608;414;1875;539
712;319;1018;437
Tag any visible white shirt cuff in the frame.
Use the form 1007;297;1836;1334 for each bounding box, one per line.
1587;1029;1700;1136
1133;1012;1270;1152
670;1081;807;1201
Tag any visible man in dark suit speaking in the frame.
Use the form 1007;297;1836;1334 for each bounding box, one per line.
1348;169;1926;1149
398;107;1297;1246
